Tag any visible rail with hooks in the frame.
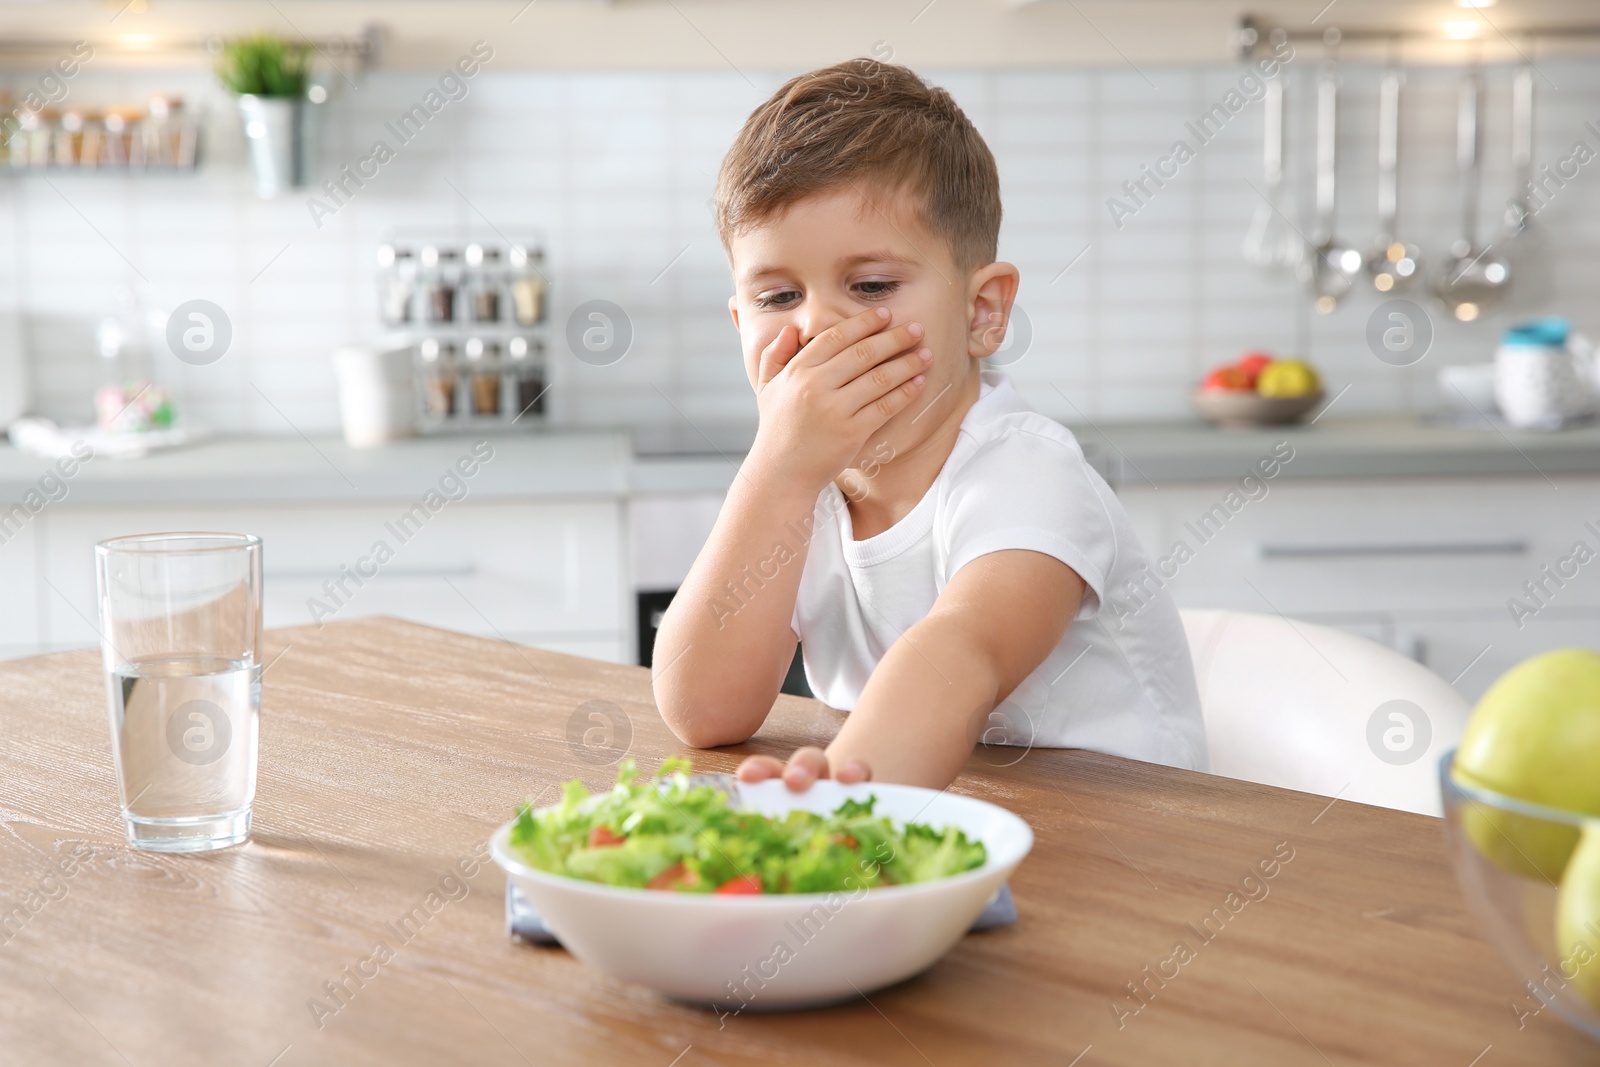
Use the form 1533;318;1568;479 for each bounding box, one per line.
1237;16;1600;60
0;24;383;72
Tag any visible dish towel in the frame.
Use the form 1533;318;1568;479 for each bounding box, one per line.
506;881;1016;946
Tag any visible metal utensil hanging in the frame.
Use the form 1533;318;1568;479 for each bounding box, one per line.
1243;70;1300;274
1365;60;1422;293
1303;55;1363;313
1435;66;1511;322
1503;64;1535;236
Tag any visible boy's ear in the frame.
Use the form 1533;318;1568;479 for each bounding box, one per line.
728;294;740;332
966;262;1021;361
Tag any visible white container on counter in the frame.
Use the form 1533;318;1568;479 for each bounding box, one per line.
1493;330;1596;430
332;345;414;448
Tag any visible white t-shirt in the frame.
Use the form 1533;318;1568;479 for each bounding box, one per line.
791;371;1209;771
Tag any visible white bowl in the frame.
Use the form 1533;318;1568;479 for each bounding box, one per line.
490;779;1033;1009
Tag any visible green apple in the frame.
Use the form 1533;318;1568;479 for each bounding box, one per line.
1452;649;1600;883
1556;823;1600;1013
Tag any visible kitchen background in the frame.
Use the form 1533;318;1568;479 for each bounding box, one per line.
3;0;1598;700
9;55;1600;430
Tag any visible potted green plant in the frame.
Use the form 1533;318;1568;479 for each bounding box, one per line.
216;34;317;199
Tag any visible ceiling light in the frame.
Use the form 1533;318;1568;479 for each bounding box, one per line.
1443;20;1486;40
1456;0;1496;8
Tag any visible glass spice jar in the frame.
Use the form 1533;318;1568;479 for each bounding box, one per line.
19;109;52;168
377;244;417;326
506;336;547;419
508;245;547;326
78;110;106;167
101;107;139;167
464;337;502;416
55;110;85;166
418;338;458;419
467;245;503;323
421;245;459;323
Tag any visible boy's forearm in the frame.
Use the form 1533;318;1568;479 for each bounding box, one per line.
652;455;820;748
824;614;1003;789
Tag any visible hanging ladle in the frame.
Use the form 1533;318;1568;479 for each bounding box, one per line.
1435;66;1511;322
1365;63;1422;293
1304;55;1362;313
1503;63;1535;237
1243;65;1299;274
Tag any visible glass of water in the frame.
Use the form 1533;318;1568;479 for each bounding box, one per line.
96;533;262;852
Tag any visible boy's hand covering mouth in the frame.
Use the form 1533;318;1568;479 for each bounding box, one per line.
746;306;931;493
736;747;872;792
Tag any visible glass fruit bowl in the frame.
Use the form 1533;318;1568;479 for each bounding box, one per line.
1440;749;1600;1043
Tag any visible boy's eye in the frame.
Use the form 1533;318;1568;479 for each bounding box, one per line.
753;289;800;310
853;279;900;300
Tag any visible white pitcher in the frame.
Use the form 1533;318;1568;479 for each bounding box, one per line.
1493;319;1597;429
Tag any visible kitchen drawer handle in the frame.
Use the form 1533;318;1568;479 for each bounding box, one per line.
1259;541;1529;559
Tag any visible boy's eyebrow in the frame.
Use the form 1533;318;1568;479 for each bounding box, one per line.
738;250;919;287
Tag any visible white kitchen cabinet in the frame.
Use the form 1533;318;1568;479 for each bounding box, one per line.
0;516;41;660
628;494;725;591
1116;476;1600;699
1403;612;1600;701
33;500;630;663
1116;478;1600;615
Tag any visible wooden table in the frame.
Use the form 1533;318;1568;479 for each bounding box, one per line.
1;617;1594;1066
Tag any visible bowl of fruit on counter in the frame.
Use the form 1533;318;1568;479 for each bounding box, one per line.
1191;351;1324;428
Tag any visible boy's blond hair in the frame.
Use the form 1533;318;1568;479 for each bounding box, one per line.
715;58;1001;271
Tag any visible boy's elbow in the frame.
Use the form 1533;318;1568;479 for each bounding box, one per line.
662;713;752;750
653;686;753;749
668;719;751;750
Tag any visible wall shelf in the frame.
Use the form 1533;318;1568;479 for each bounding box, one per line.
0;24;382;72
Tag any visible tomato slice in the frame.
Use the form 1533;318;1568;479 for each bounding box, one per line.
714;874;764;895
646;862;700;891
587;826;626;848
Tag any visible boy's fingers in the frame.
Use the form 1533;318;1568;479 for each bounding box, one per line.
833;759;872;784
791;307;893;370
854;366;929;427
781;747;830;791
735;755;787;783
756;325;800;388
841;346;931;411
817;321;924;387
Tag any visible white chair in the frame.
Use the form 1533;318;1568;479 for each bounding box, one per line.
1180;609;1471;817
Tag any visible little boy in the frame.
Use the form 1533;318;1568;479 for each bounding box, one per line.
652;59;1207;790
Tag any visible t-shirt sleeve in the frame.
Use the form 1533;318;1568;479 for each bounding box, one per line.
939;424;1117;619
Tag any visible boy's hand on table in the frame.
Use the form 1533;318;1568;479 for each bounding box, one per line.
736;747;872;792
747;306;931;492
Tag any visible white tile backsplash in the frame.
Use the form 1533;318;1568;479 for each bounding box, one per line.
5;59;1600;435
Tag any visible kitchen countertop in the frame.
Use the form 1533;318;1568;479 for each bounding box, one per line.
2;415;1597;504
1074;414;1600;486
3;615;1594;1065
0;430;635;504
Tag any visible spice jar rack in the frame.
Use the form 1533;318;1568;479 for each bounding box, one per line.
376;233;550;432
1;94;201;171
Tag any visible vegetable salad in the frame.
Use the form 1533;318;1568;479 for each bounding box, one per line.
508;759;986;895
